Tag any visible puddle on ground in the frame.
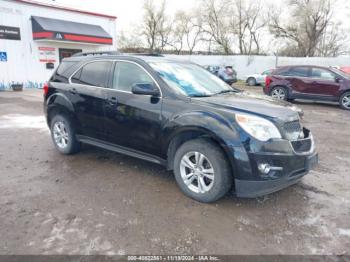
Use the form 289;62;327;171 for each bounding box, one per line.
0;114;48;131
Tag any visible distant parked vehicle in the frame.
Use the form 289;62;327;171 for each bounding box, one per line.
205;65;220;75
205;65;237;85
340;67;350;75
217;66;237;85
264;65;350;110
246;69;274;86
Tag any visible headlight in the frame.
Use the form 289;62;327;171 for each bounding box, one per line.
235;113;282;141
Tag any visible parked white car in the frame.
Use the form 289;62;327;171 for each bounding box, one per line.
246;69;274;86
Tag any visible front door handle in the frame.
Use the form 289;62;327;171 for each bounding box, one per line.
69;88;77;95
107;96;117;105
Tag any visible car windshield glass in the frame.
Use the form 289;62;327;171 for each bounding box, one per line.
331;68;350;79
149;62;234;97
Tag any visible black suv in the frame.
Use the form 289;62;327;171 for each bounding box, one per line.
44;52;318;203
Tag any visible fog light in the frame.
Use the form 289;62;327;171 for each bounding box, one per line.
258;163;271;174
258;163;283;174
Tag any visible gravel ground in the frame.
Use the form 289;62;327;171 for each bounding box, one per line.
0;87;349;255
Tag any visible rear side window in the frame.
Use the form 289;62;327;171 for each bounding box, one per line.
56;61;75;76
279;67;309;77
51;61;76;82
289;67;309;77
71;61;112;87
274;67;291;76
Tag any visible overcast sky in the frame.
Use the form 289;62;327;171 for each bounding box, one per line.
41;0;198;31
36;0;350;53
38;0;350;32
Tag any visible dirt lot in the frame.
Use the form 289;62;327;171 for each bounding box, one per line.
0;86;349;255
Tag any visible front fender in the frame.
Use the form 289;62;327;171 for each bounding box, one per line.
162;110;250;178
164;110;240;145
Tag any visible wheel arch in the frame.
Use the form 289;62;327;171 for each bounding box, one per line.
165;126;237;181
46;93;76;127
270;85;292;99
246;76;256;83
340;89;350;97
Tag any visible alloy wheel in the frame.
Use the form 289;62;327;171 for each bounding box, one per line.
342;94;350;109
53;121;69;149
271;88;286;100
180;152;215;194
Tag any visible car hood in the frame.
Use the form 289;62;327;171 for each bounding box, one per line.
192;91;302;121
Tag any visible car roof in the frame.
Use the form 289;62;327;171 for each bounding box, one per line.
276;65;333;70
63;53;191;65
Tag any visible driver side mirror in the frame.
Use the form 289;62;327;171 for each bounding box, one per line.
131;83;160;97
335;77;342;83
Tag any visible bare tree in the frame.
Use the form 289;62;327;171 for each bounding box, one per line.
117;30;144;51
199;0;266;55
234;0;267;55
317;22;349;57
270;0;336;57
200;0;234;54
185;9;205;55
142;0;168;52
166;11;188;54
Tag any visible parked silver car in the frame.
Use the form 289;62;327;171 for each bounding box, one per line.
246;69;274;86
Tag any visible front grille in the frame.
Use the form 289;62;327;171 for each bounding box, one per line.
282;120;302;140
291;139;312;154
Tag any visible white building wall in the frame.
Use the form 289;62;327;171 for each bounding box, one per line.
164;55;350;80
0;0;117;89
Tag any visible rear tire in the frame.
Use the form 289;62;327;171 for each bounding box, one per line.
270;86;288;101
50;114;81;155
247;77;257;86
340;92;350;110
173;138;233;203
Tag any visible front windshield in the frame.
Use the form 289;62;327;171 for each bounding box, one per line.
150;62;236;97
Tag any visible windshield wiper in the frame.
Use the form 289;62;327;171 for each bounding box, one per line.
214;89;239;96
190;94;212;98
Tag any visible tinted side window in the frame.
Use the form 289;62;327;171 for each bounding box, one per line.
262;70;272;75
52;61;76;82
72;61;111;87
276;68;291;76
57;61;75;76
289;67;309;77
113;61;155;92
311;68;336;80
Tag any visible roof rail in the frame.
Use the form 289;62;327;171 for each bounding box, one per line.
124;53;164;57
72;51;120;57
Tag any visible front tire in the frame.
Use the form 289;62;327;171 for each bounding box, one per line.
340;92;350;110
173;138;233;203
50;114;81;155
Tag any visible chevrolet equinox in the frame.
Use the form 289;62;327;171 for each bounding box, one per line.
44;52;318;203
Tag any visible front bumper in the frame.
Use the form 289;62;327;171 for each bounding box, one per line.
227;129;318;198
235;152;318;198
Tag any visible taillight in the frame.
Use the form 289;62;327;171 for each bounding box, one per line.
43;83;49;96
265;76;272;87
